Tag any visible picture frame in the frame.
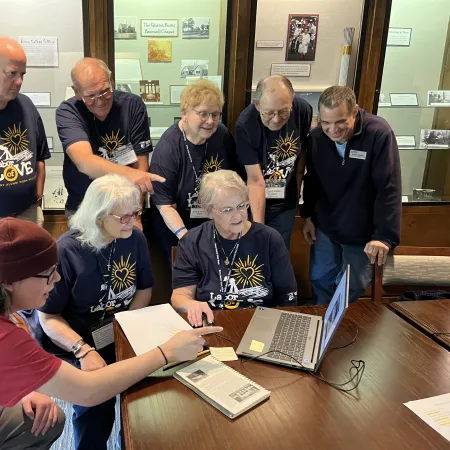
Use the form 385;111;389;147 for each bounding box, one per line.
141;19;178;37
170;85;185;105
285;14;319;61
389;93;419;107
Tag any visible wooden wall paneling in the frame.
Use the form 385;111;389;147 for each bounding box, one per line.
43;214;68;239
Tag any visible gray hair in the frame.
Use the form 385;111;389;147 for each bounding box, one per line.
69;174;140;250
199;170;248;211
71;57;112;88
318;86;356;115
0;283;12;315
254;75;294;102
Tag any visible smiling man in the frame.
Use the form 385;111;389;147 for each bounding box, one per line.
0;37;50;226
301;86;402;304
56;57;163;224
235;75;312;249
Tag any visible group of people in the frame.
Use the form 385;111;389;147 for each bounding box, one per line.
0;35;402;449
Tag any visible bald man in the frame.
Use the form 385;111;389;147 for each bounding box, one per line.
235;75;312;249
56;57;163;224
0;37;50;226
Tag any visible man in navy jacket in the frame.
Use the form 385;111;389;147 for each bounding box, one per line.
301;86;401;304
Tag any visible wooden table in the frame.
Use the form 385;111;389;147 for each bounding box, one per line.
114;303;450;450
390;299;450;350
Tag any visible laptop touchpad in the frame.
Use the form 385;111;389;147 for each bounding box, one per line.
251;317;277;334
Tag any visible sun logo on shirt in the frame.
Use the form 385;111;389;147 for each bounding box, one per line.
101;130;125;157
2;124;29;154
204;155;224;173
269;171;283;181
110;254;136;292
272;130;299;160
232;255;264;289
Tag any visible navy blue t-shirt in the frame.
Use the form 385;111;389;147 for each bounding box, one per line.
40;227;153;355
0;94;50;216
173;221;298;310
150;122;238;230
56;90;152;211
235;97;312;210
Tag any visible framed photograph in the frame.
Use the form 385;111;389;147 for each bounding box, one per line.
148;40;172;63
427;90;450;107
141;19;178;37
139;80;161;103
389;93;419;106
22;92;51;106
387;28;412;47
396;135;416;148
114;16;137;40
182;17;210;39
419;129;450;149
285;14;319;61
170;85;184;105
271;63;311;77
378;93;391;107
181;60;209;78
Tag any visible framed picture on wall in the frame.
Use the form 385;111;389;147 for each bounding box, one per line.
285;14;319;62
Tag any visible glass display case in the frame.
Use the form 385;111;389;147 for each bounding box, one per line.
112;0;229;143
376;0;450;202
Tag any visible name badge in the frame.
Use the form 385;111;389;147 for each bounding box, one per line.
110;143;138;166
190;205;208;219
265;179;286;199
349;150;367;160
90;317;114;350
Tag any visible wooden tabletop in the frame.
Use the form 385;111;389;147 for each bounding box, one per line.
114;303;450;450
389;299;450;350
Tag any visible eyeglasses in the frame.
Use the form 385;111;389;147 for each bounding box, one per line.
213;201;250;216
33;264;58;285
110;208;143;224
192;109;222;121
259;108;292;121
81;88;113;106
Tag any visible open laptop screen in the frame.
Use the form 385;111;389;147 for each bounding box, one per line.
317;268;350;362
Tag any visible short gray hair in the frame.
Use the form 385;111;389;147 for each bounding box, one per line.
71;57;112;88
254;75;294;102
319;86;356;115
199;170;248;211
69;174;140;250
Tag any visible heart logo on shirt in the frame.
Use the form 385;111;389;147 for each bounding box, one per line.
11;135;22;147
280;142;293;152
114;268;129;282
240;267;255;281
105;141;117;155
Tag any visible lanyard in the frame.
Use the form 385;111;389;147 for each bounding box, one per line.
96;240;116;322
181;126;208;184
213;226;241;294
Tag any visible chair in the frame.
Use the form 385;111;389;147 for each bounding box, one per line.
372;246;450;303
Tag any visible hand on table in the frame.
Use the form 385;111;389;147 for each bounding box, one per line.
186;300;214;328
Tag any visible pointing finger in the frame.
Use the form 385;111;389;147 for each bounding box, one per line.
193;326;223;336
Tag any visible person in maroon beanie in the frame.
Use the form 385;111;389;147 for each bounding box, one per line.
0;217;221;450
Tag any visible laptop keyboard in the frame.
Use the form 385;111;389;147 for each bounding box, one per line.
268;313;312;363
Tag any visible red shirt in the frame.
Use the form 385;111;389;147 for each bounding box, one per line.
0;315;62;407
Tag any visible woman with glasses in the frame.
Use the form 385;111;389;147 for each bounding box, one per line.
150;79;240;264
0;217;220;450
172;170;298;327
38;173;153;449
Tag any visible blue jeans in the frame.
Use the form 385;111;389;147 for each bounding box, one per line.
310;228;372;304
265;205;297;249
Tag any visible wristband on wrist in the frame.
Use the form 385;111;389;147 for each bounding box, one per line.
174;226;186;237
71;339;85;355
77;347;95;360
157;345;168;365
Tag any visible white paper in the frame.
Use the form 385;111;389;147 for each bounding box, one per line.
404;393;450;442
43;166;67;210
22;92;51;106
387;28;412;46
151;127;169;139
46;137;53;149
170;86;184;104
396;136;416;148
270;63;311;77
115;59;142;82
65;86;74;101
402;195;409;203
141;19;178;37
390;93;418;106
19;36;58;67
114;304;192;356
210;347;238;361
256;40;284;48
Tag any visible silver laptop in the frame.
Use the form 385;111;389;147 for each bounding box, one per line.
236;267;350;372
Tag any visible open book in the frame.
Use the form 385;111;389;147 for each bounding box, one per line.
174;355;270;419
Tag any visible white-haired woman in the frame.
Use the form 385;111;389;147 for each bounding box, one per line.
172;170;298;327
38;173;152;449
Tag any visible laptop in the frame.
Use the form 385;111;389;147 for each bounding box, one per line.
236;266;350;372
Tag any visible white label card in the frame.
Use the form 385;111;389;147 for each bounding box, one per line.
110;143;138;166
91;322;114;350
190;206;208;219
349;150;367;160
265;179;286;199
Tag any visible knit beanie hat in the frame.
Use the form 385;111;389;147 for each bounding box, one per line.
0;217;58;283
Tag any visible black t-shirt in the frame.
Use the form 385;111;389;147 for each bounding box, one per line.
56;91;152;211
40;227;153;354
235;97;312;210
150;122;238;230
173;221;298;310
0;94;50;216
